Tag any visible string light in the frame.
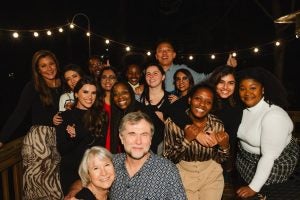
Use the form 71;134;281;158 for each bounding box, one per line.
12;32;19;38
0;13;297;61
33;32;39;37
46;30;52;36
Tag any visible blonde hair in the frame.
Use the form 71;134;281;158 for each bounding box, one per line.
78;146;113;187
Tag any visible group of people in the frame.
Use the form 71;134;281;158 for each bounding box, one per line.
0;39;299;200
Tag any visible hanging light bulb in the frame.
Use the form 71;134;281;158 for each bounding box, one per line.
12;32;19;38
33;32;39;37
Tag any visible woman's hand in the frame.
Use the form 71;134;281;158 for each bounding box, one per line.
53;112;63;126
66;124;76;138
184;125;217;147
168;94;178;103
236;186;257;198
196;130;218;147
215;131;229;149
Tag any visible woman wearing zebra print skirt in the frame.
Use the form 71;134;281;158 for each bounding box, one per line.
0;50;64;199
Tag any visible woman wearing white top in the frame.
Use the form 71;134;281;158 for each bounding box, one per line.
59;64;85;111
53;64;85;126
236;67;299;199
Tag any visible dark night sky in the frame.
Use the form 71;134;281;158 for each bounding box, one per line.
1;0;300;128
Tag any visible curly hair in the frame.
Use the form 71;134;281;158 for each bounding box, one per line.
237;67;289;108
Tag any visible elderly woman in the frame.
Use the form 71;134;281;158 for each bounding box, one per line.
75;146;115;200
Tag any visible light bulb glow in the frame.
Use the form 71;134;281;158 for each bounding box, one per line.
33;32;39;37
232;52;237;57
275;41;280;46
126;46;131;51
46;30;52;36
105;39;110;44
58;28;64;32
147;51;151;56
86;32;90;37
253;47;259;53
69;24;75;29
211;54;215;59
12;32;19;38
189;55;194;60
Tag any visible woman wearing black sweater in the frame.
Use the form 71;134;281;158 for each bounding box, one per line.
56;77;107;195
0;50;64;199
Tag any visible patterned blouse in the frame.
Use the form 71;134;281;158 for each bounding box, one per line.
163;113;229;164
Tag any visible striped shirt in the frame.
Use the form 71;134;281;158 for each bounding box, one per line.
163;113;229;164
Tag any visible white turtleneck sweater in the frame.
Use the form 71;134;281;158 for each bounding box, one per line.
237;98;293;192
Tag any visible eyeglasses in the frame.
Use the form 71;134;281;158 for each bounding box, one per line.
101;75;116;81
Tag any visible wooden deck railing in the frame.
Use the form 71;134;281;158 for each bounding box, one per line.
0;136;23;200
0;111;299;200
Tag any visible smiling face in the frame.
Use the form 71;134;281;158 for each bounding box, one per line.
75;84;97;110
87;155;115;191
100;69;117;92
239;78;264;108
64;70;82;91
155;42;176;70
119;119;152;160
188;87;214;121
145;65;165;88
126;64;142;86
175;71;191;96
112;83;132;110
216;74;236;99
37;55;58;83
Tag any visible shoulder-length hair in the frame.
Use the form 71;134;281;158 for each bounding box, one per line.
140;62;165;103
173;68;194;96
207;65;238;109
78;146;114;187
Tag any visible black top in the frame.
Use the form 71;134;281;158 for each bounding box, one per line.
0;81;62;142
56;108;107;194
140;91;172;154
75;187;97;200
214;99;242;152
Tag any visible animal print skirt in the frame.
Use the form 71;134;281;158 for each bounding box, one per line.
21;125;63;200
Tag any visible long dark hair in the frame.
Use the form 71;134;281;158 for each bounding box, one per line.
31;50;60;106
73;76;107;137
207;65;239;109
173;68;194;97
61;63;85;92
